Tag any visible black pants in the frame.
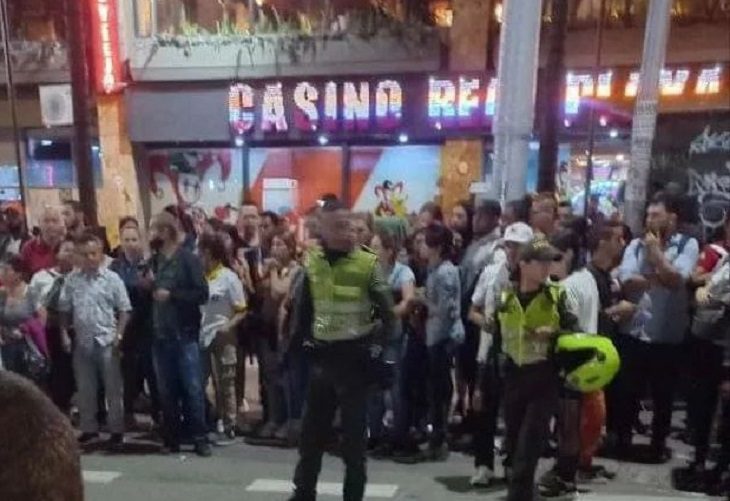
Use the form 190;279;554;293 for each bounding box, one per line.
555;389;581;483
122;339;159;422
395;334;428;445
503;361;558;501
427;340;453;449
612;335;680;449
455;323;479;413
46;326;76;414
687;336;725;466
472;351;503;470
293;341;370;501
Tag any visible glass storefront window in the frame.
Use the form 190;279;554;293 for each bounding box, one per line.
7;0;66;42
135;0;441;37
247;146;343;220
147;148;243;223
349;145;441;218
25;139;102;189
0;165;20;201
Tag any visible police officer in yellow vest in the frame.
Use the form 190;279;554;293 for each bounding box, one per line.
494;238;578;501
290;200;395;501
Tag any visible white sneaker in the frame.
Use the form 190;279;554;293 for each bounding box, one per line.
470;466;495;487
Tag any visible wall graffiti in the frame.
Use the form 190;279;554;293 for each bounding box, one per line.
687;125;730;235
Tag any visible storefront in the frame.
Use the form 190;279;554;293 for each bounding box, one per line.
124;62;729;223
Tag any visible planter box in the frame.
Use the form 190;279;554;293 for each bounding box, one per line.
128;33;442;81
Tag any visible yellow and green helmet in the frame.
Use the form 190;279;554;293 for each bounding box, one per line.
554;334;620;393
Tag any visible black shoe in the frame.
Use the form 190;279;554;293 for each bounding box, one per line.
108;433;124;451
647;444;671;464
78;432;99;444
194;440;212;457
539;474;578;498
160;441;181;454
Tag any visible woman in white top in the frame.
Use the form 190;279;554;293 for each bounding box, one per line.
198;233;247;444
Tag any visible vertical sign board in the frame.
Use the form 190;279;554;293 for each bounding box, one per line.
89;0;124;94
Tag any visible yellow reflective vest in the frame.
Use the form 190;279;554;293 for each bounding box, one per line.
305;247;378;342
497;283;563;366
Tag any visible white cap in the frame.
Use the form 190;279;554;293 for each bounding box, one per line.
503;222;534;244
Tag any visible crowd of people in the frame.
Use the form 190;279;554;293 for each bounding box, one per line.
0;190;729;500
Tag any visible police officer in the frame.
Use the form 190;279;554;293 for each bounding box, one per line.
289;200;395;501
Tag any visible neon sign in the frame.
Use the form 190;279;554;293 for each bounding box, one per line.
89;0;124;94
228;65;727;137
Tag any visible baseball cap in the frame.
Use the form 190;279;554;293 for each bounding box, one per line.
518;237;563;262
503;222;534;245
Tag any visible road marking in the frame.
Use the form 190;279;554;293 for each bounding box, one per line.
83;470;122;484
246;479;398;498
580;494;704;500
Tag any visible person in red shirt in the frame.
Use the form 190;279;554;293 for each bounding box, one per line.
693;216;730;288
20;206;66;276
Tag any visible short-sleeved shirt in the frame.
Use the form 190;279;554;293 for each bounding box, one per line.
387;261;415;300
618;234;699;344
562;268;600;334
58;267;132;351
200;265;247;349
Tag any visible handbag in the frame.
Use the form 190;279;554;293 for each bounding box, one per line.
21;335;50;384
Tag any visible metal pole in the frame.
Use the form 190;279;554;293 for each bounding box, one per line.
65;0;98;227
0;0;28;225
582;0;607;218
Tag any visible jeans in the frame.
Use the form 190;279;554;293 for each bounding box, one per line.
293;340;370;501
611;335;680;449
473;350;503;470
257;335;285;426
395;334;428;445
202;329;239;431
73;343;124;434
122;338;158;422
282;349;309;421
426;340;453;449
368;342;403;442
152;336;207;445
503;361;558;501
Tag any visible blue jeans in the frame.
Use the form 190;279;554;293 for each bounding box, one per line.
152;337;207;444
283;349;309;421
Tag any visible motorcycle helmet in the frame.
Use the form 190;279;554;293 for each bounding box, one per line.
554;333;620;393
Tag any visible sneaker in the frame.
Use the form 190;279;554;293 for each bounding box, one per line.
539;474;578;498
78;432;99;444
108;433;124;451
194;440;213;457
470;466;495;487
212;429;236;446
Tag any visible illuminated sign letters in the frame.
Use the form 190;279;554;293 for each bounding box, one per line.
89;0;123;94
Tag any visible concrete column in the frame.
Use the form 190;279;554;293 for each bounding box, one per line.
440;0;490;212
96;94;144;247
624;0;672;234
491;0;544;203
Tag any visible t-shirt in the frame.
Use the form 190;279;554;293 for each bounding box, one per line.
200;266;247;349
697;242;729;275
387;261;415;301
562;268;600;334
20;238;56;277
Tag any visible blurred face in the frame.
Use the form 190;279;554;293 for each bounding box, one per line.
557;205;572;224
417;210;434;229
550;249;573;281
600;226;626;263
200;248;214;271
56;241;76;268
261;215;276;236
352;217;372;247
148;218;171;248
370;235;392;266
520;259;552;285
645;203;674;236
218;231;233;253
530;200;557;235
271;235;292;263
451;206;469;232
239;205;260;233
319;210;355;252
1;264;22;286
473;211;499;237
413;232;427;261
39;209;65;245
453;231;464;252
80;240;104;272
504;241;521;268
61;204;77;229
120;227;142;257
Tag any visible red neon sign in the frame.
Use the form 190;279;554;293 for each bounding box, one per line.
89;0;124;94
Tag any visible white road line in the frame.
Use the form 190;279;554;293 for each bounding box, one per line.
83;470;122;484
246;479;398;498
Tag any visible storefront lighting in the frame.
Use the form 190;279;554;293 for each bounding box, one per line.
343;82;370;131
434;121;443;130
599;116;608;127
529;141;539;151
609;128;619;138
261;83;288;132
40;140;53;146
616;154;625;162
318;135;329;146
564;119;572;128
234;136;245;147
398;133;409;144
696;66;722;94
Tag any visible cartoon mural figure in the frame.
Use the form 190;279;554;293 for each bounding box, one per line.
374;180;407;217
149;150;233;212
